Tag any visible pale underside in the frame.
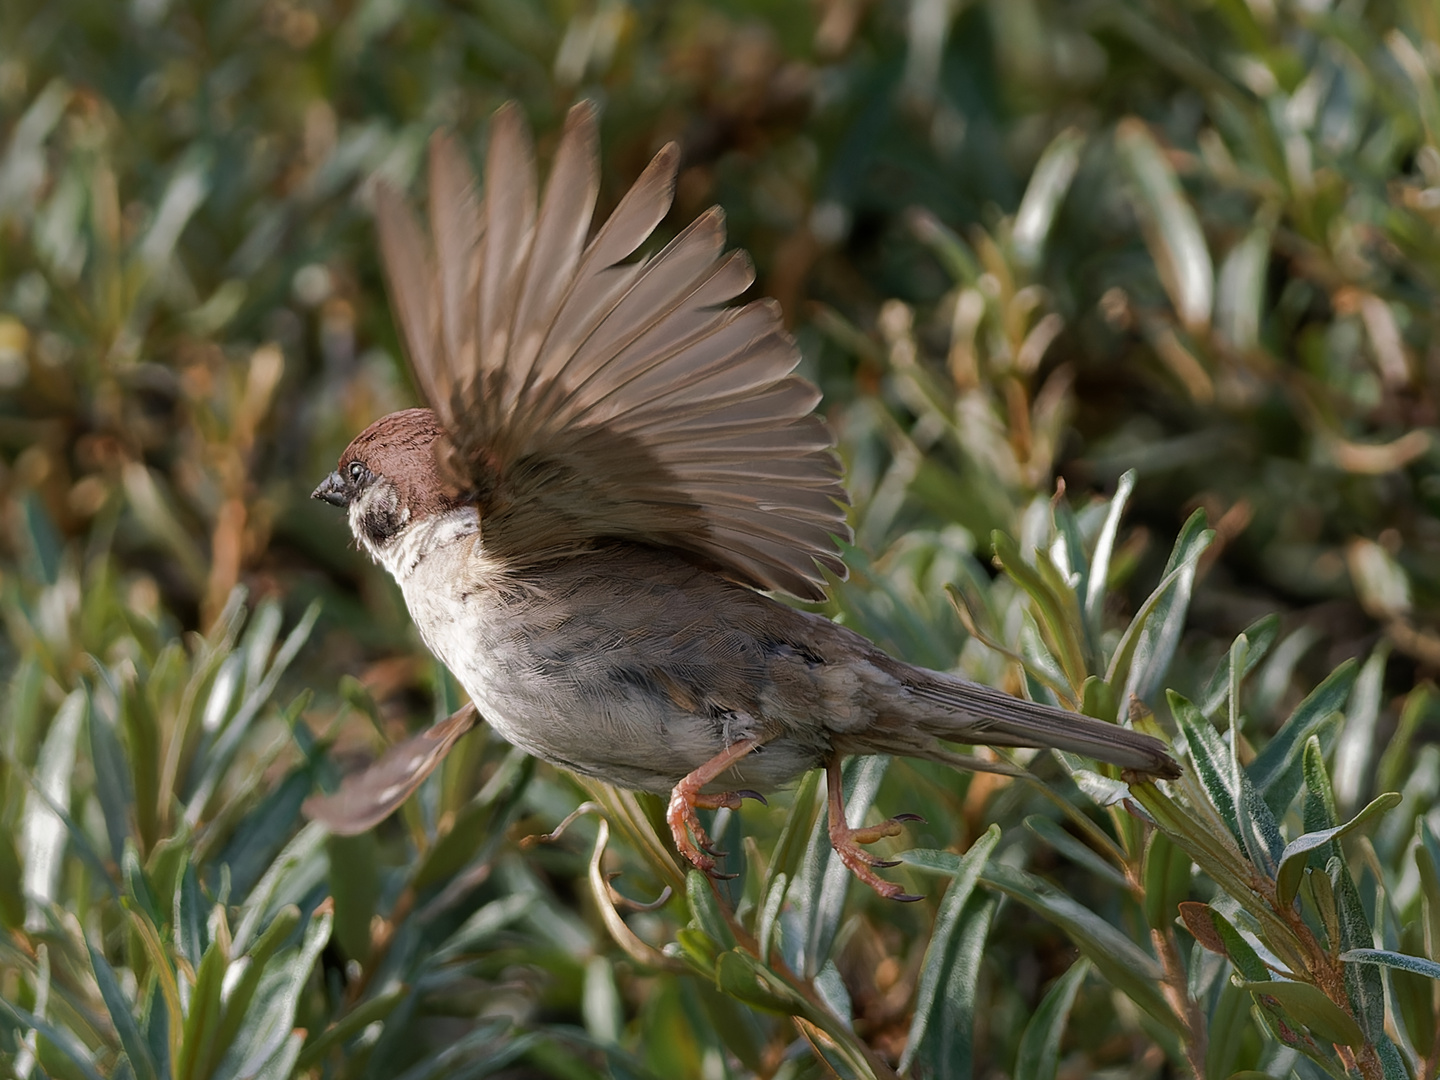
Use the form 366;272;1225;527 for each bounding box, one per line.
358;502;1177;794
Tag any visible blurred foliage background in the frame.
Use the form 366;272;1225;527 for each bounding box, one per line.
4;0;1440;1077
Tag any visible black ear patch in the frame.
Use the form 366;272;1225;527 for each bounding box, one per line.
354;485;405;547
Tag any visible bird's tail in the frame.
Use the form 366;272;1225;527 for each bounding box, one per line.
854;663;1181;779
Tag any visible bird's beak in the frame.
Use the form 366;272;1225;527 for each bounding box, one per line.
312;471;351;508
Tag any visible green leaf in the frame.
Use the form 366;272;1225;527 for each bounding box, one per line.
1249;660;1357;813
89;944;161;1080
0;832;23;929
899;824;1000;1074
1012;126;1086;270
1341;948;1440;979
87;686;135;865
411;746;529;892
293;986;404;1071
991;531;1087;690
187;601;320;824
909;208;980;285
906;893;997;1080
176;925;228;1080
173;860;207;971
1302;737;1338;835
792;754;889;977
1216;220;1272;350
684;871;736;952
1418;818;1440;963
1013;958;1089;1080
432;893;533;962
1083;470;1136;633
1116;117;1213;329
1142;830;1192;931
211;901;331;1080
1336;869;1385;1043
1108;511;1212;705
0;999;106;1080
1298;738;1386;1040
672;927;721;972
1331;644;1388;814
1025;815;1128;889
1275;793;1401;908
211;905;300;1072
1206;981;1259;1080
1377;685;1433;798
1236;980;1365;1047
1198;616;1280;718
21;689;86;912
327;831;380;962
119;676;161;851
1178;902;1269;982
981;862;1183;1034
1171;691;1240;841
712;950;803;1013
756;871;787;963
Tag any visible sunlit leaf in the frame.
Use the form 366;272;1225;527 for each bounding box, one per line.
1275;793;1401;908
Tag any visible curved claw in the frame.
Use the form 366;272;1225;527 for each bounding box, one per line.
734;789;769;806
825;759;926;901
665;738;765;876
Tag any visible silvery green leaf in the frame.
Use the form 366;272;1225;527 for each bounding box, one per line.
1249;661;1357;814
899;825;1000;1074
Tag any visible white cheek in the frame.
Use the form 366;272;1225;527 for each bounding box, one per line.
347;482;408;564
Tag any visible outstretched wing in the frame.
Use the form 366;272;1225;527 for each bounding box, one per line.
373;102;850;600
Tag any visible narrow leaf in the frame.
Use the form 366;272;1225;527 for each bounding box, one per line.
1341;948;1440;980
1236;980;1365;1047
899;825;1000;1073
981;862;1182;1034
1116;118;1213;329
89;944;161;1080
1275;793;1401;908
1013;958;1090;1080
1249;660;1358;811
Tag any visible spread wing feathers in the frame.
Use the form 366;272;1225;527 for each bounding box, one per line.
373;100;851;599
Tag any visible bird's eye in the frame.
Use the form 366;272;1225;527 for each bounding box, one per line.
347;461;367;484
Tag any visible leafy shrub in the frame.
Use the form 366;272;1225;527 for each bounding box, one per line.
3;0;1440;1077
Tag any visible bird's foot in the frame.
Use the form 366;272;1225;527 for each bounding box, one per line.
666;739;764;878
826;760;924;902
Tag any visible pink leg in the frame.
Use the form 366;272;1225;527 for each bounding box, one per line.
826;758;924;902
666;738;765;876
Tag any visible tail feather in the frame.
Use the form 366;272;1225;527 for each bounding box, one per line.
897;671;1181;779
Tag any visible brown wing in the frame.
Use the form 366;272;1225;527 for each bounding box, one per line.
303;703;480;835
373;101;851;600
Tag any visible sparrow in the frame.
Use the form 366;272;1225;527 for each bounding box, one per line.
308;101;1180;900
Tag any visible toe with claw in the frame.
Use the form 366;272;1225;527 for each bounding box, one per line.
826;760;924;902
665;738;764;877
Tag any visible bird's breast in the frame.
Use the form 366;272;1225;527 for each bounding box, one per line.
393;540;834;792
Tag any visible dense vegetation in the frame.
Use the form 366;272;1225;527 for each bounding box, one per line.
3;0;1440;1077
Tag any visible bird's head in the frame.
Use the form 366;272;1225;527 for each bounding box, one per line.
313;407;462;562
